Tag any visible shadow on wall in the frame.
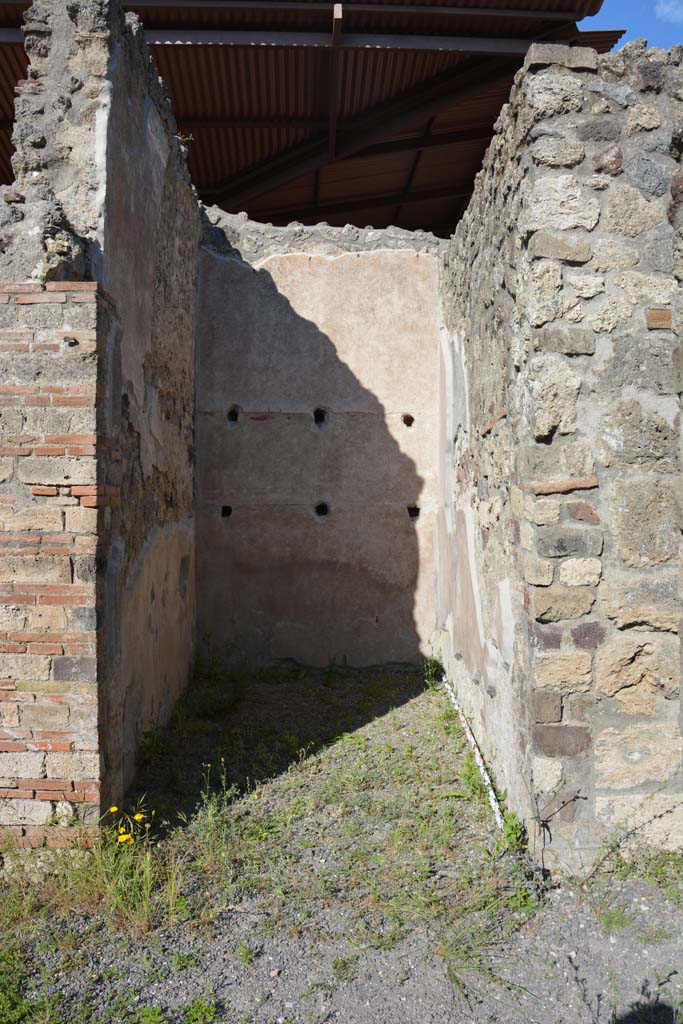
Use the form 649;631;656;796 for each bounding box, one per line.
195;232;439;670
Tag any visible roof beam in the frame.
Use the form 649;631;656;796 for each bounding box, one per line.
354;124;492;157
124;0;579;19
328;4;343;160
0;120;12;132
0;29;21;43
254;183;471;222
144;29;550;54
0;0;587;15
179;116;326;130
203;57;515;205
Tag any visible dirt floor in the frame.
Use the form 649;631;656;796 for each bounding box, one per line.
2;665;683;1023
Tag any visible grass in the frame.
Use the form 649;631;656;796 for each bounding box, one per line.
0;660;540;1021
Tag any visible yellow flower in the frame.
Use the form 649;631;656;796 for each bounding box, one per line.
117;833;134;845
108;806;118;814
133;812;145;821
118;826;126;834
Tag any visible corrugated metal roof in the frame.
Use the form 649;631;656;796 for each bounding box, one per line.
0;0;623;234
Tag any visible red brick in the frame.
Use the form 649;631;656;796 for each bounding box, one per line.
647;308;673;331
45;281;97;292
32;741;73;751
45;434;97;445
33;446;66;456
0;789;34;799
0;643;27;654
567;500;600;525
51;396;93;407
32;486;58;496
523;477;599;496
0;742;27;752
16;293;67;305
0;283;43;294
71;293;97;303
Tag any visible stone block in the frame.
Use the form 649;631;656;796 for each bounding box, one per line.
593;145;623;176
523;553;554;586
599;400;677;468
0;507;63;532
519;440;594;480
533;690;562;723
647;308;673;330
571;621;606;649
596;633;679;714
595;721;681;789
575;117;622;143
537;526;603;559
534;724;591;757
45;750;100;780
0;653;51;681
601;575;679;632
559;557;602;587
52;657;97;683
595;795;683;851
609;479;679;568
64;507;98;533
604;183;665;237
0;798;52;826
625;103;662;136
523;495;560;526
523;74;584;118
529;623;563;649
625;154;670;197
616;271;674;305
528;233;591;264
532;755;563;795
535;650;592;692
535;326;595;355
524;43;598;72
531;136;585;168
0;751;45;778
18;701;70;729
533;585;595;622
0;554;71;585
605;334;683;395
591;238;639;272
566;273;604;299
527;353;581;440
17;456;96;487
522;176;600;235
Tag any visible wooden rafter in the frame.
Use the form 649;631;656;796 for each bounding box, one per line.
202;57;516;206
254;183;471;222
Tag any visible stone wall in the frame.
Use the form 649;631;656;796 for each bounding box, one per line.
0;0;200;841
196;215;444;667
440;40;683;870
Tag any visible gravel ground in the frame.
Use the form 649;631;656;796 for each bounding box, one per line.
3;667;683;1024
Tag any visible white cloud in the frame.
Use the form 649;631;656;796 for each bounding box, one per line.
656;0;683;22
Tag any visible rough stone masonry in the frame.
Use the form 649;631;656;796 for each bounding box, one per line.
0;0;681;872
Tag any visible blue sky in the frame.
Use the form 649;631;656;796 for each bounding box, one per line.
582;0;683;49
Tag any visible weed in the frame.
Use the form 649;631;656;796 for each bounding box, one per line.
332;955;358;982
171;951;199;972
138;1009;168;1024
461;750;489;805
0;946;31;1024
235;941;255;965
599;906;632;932
182;995;218;1024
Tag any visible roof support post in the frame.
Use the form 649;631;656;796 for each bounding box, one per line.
329;4;343;161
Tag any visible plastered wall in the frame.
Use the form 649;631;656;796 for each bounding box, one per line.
196;219;444;667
